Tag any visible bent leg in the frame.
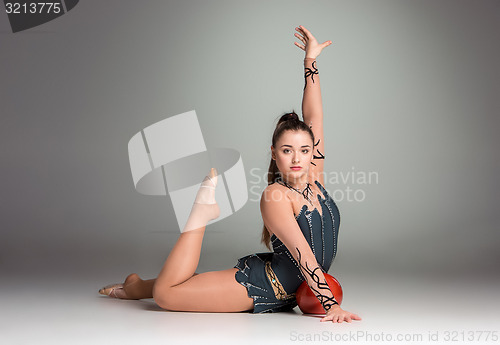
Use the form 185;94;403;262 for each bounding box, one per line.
102;169;219;301
154;268;254;312
153;229;206;294
123;273;200;299
123;275;156;299
99;272;200;300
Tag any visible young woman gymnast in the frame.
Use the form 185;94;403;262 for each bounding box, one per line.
99;25;362;324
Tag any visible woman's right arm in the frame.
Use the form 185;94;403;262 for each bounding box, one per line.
261;186;362;323
260;187;339;313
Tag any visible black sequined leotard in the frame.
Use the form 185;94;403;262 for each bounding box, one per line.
233;180;341;313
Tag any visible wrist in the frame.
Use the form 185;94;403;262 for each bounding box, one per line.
304;57;316;60
326;304;341;313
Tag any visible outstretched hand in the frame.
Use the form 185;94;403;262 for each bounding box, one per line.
320;305;362;323
294;25;332;59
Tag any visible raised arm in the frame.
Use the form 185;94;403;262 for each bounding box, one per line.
294;26;332;185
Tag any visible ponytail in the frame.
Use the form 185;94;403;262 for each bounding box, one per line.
260;111;315;250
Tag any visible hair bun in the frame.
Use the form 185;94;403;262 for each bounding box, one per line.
278;111;300;125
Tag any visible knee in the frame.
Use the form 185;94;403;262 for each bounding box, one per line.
153;284;173;310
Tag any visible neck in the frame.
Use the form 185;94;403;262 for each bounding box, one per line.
280;175;309;190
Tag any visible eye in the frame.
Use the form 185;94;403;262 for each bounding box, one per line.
302;149;309;154
283;149;291;154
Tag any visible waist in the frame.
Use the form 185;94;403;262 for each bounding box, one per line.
269;253;304;294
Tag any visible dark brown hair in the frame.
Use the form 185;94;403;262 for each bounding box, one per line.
260;111;315;250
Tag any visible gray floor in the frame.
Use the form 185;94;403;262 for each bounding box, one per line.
2;270;498;345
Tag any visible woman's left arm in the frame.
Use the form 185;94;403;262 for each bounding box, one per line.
294;26;332;185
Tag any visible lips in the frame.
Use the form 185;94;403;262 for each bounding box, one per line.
291;166;302;171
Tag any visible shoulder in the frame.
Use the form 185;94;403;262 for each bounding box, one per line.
260;183;297;233
260;183;293;209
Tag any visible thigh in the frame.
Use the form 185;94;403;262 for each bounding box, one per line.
156;268;254;313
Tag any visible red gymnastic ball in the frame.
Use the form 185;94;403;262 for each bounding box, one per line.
296;273;343;314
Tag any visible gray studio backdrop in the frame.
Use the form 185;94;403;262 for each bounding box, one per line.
1;0;498;290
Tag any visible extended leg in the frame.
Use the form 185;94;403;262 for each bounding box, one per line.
99;272;200;300
152;168;253;312
153;168;220;304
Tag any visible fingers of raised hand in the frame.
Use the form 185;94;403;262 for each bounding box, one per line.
294;41;305;51
298;25;312;39
294;29;307;45
294;32;306;44
322;40;333;48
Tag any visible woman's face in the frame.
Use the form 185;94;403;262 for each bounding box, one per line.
272;130;314;183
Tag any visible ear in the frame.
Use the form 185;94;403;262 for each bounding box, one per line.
271;145;276;160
